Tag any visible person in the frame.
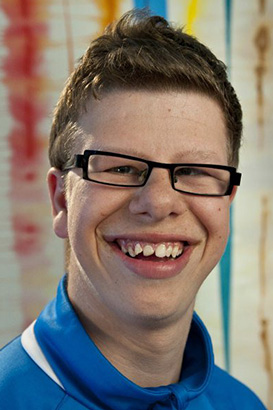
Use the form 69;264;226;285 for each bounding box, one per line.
0;9;267;410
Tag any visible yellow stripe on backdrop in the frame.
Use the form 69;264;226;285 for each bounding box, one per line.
186;0;199;35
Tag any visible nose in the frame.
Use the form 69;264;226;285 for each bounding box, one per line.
128;168;188;222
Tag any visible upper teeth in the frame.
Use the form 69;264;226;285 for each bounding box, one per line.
117;240;184;259
143;245;154;256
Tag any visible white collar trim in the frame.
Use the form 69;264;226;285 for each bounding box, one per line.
21;321;65;390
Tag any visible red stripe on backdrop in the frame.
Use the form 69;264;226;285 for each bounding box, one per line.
1;0;50;328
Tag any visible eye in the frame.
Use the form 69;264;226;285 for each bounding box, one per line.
106;166;139;174
175;167;208;177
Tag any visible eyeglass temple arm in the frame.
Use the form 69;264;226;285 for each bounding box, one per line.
233;172;242;186
74;154;84;168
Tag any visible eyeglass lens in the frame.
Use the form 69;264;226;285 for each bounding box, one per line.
88;154;148;185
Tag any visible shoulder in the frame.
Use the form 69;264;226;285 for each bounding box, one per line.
0;337;66;409
206;365;267;409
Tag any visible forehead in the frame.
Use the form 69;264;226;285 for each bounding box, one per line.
77;90;229;164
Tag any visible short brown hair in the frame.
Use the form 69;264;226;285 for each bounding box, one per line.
49;9;242;168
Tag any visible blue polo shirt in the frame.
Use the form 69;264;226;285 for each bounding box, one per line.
0;276;267;409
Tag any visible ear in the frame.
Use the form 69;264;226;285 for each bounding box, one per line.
47;168;68;239
229;186;238;204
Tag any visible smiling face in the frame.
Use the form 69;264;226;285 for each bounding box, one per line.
48;90;236;329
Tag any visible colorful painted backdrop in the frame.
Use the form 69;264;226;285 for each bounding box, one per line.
0;1;272;408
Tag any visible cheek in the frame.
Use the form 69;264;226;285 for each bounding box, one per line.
190;199;232;279
216;204;231;237
193;198;231;242
67;184;130;242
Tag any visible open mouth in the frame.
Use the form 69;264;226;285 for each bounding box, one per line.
115;239;188;261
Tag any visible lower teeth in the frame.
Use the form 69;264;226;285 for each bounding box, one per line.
126;253;179;260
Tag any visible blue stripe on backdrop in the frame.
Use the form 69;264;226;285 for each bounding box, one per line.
225;0;232;72
133;0;167;18
220;0;233;372
219;209;233;372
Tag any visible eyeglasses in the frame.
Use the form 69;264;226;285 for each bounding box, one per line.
64;150;242;197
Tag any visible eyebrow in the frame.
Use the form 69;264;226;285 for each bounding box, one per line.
91;146;221;163
173;149;221;162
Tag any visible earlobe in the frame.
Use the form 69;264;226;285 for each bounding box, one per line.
47;168;68;239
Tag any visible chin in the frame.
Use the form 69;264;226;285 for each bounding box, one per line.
122;295;194;330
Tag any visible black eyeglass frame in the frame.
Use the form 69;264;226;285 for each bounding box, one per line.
65;150;242;197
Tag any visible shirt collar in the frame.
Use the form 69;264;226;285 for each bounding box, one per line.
34;276;214;409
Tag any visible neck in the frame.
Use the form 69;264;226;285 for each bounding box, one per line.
67;271;195;388
102;319;193;388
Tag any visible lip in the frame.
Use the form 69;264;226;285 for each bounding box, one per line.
104;233;195;280
104;233;196;245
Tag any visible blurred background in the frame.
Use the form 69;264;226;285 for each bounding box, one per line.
0;0;272;408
